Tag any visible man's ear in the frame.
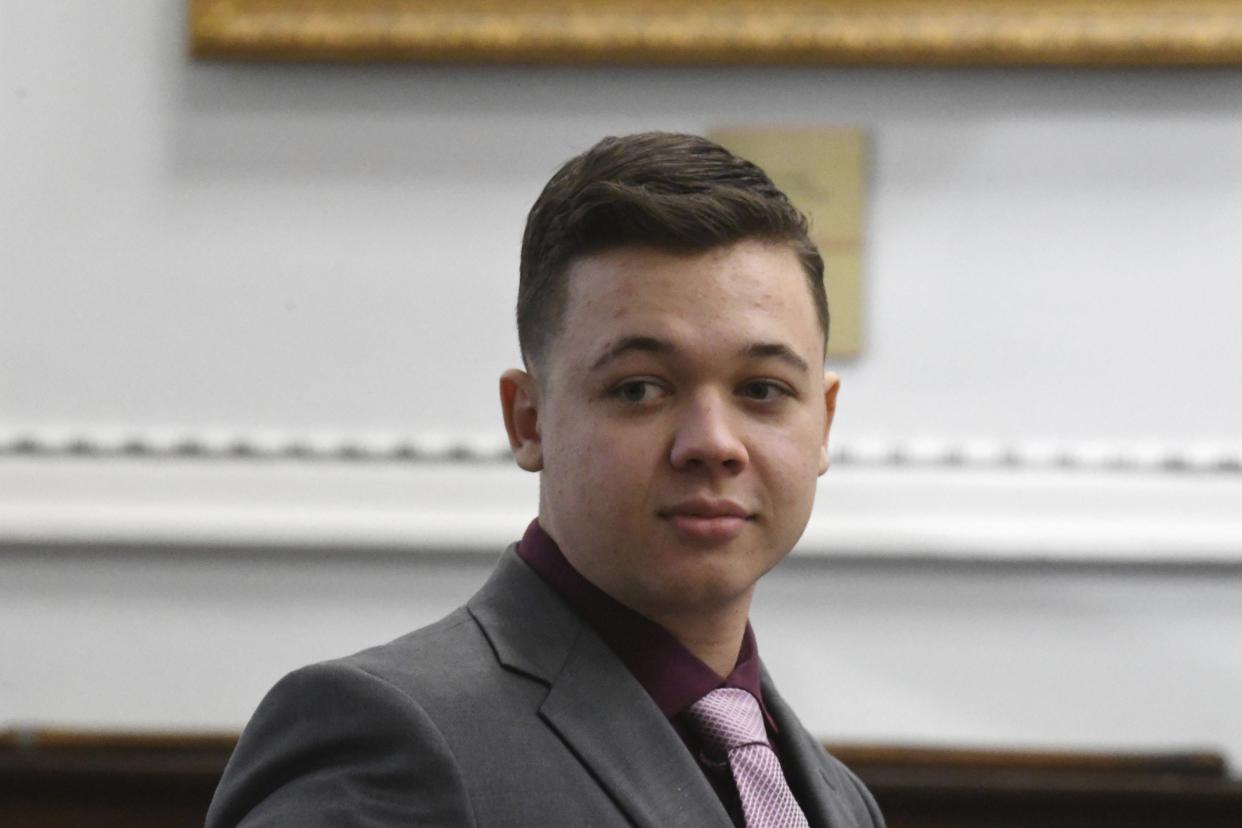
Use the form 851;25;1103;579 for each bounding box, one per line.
818;371;841;475
499;368;544;472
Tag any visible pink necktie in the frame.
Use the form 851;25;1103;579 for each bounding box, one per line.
687;688;811;828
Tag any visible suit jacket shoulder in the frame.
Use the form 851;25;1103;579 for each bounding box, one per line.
203;609;481;828
207;548;884;828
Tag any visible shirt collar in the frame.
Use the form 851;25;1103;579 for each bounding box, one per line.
515;519;776;730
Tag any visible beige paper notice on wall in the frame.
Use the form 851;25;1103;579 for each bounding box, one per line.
708;128;867;359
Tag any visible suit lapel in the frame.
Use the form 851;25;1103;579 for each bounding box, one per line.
540;628;731;828
469;548;729;828
762;669;852;828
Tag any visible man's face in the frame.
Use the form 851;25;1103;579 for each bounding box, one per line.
504;240;838;623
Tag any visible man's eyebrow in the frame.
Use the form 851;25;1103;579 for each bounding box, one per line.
588;336;675;372
741;342;811;375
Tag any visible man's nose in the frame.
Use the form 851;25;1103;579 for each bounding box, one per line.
668;391;749;473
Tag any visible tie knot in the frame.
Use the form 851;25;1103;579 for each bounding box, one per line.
686;688;768;754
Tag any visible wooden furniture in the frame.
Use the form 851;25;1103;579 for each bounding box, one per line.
0;730;233;828
4;729;1241;827
835;744;1242;828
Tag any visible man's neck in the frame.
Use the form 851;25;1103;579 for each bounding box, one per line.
537;515;756;678
643;597;753;679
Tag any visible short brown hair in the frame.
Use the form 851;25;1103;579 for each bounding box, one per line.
517;132;828;369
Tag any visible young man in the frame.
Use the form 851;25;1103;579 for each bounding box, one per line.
207;133;884;828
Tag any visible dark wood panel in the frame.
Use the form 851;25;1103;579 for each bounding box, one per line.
3;729;1241;828
0;730;233;828
833;743;1242;828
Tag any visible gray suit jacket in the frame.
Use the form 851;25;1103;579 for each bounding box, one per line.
206;547;884;827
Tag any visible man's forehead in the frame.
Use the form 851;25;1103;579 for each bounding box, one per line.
568;240;814;315
544;241;824;375
563;242;808;313
586;334;812;376
564;241;789;287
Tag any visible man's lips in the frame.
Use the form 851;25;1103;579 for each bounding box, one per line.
659;499;754;543
661;498;750;519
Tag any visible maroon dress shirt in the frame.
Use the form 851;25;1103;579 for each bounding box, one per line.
516;519;796;826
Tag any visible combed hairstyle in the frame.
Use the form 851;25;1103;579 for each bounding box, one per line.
517;132;829;370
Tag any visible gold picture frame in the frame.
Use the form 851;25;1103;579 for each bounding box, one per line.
190;0;1242;66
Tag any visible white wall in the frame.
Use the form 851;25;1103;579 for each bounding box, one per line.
4;541;1240;759
6;4;1242;444
2;1;1241;767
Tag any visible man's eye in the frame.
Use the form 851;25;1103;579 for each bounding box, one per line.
740;381;785;401
615;381;660;403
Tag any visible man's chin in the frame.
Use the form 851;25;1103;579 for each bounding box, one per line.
637;561;760;616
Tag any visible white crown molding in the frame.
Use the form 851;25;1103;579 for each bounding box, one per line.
2;428;1241;475
3;438;1242;564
